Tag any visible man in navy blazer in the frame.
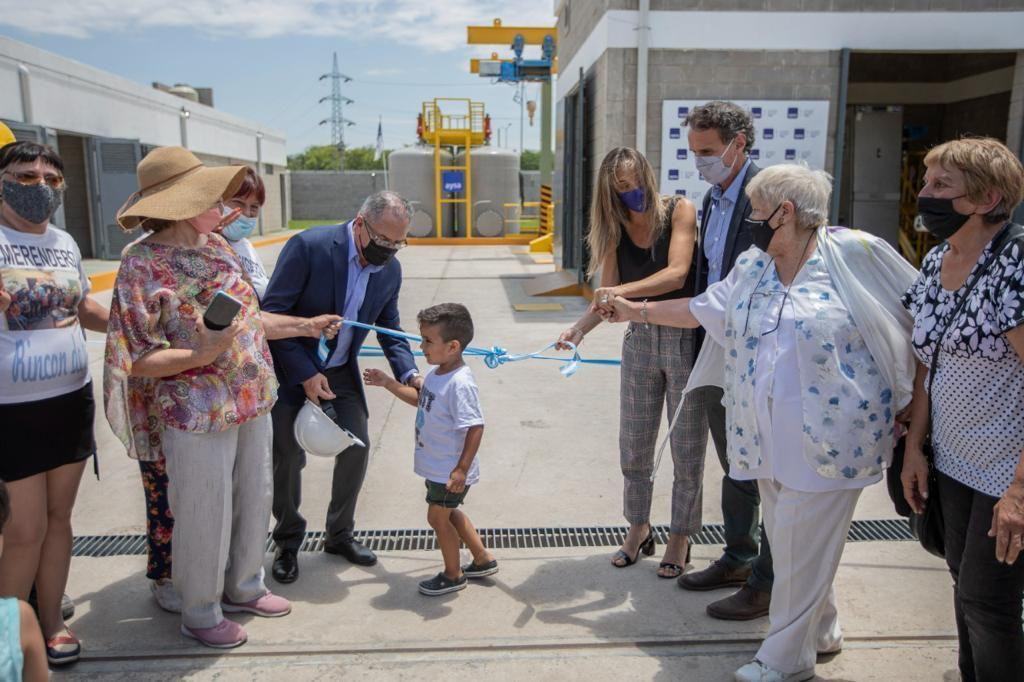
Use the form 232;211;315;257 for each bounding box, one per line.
676;101;772;622
262;191;420;583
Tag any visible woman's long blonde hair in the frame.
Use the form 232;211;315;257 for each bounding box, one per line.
587;147;666;278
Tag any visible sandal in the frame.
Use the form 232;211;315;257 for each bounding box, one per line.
46;626;81;666
657;542;693;579
611;532;655;568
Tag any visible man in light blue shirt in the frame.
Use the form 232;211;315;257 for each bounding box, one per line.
678;101;773;624
326;222;417;387
703;156;753;286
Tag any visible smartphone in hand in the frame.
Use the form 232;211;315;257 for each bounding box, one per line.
203;291;243;330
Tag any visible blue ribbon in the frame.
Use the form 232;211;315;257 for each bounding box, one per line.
335;319;620;378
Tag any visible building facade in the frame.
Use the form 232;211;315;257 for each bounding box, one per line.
553;0;1024;277
0;36;288;260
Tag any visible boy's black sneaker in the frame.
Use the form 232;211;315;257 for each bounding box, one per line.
418;572;467;596
462;559;499;579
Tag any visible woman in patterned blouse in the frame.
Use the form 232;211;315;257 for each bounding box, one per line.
103;147;339;650
600;164;918;682
901;137;1024;682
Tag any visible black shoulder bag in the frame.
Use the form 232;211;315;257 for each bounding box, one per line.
888;223;1023;557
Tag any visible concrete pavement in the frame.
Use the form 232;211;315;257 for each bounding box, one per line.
58;240;959;680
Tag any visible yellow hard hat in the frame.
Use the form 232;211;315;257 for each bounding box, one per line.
0;121;15;149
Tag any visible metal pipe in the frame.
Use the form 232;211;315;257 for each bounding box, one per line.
256;132;264;235
635;0;650;155
830;48;851;225
17;63;32;123
179;107;190;148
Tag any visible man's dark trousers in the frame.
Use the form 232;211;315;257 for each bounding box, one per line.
271;367;370;551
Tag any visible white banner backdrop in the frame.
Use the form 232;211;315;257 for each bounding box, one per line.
660;100;830;223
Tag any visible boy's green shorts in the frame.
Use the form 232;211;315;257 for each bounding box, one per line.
425;480;470;508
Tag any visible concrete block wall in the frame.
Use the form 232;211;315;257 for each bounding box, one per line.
290;171;389;222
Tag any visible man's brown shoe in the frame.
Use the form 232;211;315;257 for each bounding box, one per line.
706;584;771;621
676;560;752;591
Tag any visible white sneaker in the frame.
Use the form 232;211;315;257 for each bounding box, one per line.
150;579;183;614
734;659;815;682
817;634;843;657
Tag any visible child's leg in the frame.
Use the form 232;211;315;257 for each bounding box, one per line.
449;509;493;564
426;505;462;579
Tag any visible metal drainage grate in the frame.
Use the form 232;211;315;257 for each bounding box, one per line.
71;520;914;558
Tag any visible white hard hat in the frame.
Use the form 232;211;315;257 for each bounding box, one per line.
293;400;365;458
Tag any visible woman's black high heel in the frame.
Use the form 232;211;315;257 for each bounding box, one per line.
657;541;692;579
612;531;656;568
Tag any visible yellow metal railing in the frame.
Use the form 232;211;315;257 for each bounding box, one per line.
503;201;542;234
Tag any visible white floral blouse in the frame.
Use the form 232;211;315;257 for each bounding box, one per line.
691;245;896;482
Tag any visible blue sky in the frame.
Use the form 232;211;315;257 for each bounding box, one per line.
0;0;554;155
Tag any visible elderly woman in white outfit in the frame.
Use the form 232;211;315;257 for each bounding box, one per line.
601;164;917;682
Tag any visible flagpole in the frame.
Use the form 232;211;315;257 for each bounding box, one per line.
375;115;389;190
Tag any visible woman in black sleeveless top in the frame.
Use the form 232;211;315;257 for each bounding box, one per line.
556;147;707;578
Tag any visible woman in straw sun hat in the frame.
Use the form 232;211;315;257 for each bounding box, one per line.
103;146;340;649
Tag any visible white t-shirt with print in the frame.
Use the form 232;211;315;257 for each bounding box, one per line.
226;237;269;300
414;365;485;485
0;223;91;403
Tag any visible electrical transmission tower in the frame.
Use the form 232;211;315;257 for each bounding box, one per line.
319;51;355;170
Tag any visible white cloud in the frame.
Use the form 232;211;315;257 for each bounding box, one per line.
0;0;556;52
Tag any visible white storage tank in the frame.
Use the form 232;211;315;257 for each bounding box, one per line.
454;145;520;237
388;146;454;238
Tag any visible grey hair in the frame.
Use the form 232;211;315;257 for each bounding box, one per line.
746;163;833;230
358;190;412;225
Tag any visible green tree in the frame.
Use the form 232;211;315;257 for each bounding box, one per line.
343;146;391;170
287;145;393;171
287;145;340;170
520;150;540;170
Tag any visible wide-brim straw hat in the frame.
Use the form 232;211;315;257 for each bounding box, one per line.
116;146;246;230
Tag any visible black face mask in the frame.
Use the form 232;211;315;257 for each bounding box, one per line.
916;195;972;241
359;230;398;267
746;204;783;252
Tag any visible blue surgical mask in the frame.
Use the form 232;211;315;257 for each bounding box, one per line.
221;214;257;241
618;187;647;213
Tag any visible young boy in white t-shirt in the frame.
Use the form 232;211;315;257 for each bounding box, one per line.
363;303;497;596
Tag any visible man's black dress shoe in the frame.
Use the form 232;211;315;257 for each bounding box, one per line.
324;538;377;566
272;548;299;584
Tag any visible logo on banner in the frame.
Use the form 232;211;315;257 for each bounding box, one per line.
750;149;760;160
669;128;681;139
794;128;805;140
785;149;796;160
685;170;697;180
442;171;464;193
787;107;799;119
810;130;822;138
676;149;688;160
668;169;679;180
677;106;689;118
763;128;774;140
675;189;687;196
751;107;762;118
779;129;790;138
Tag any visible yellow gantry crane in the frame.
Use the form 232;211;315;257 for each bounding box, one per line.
467;19;557;253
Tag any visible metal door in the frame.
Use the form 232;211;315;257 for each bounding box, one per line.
851;106;902;246
560;68;592;280
87;137;142;260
